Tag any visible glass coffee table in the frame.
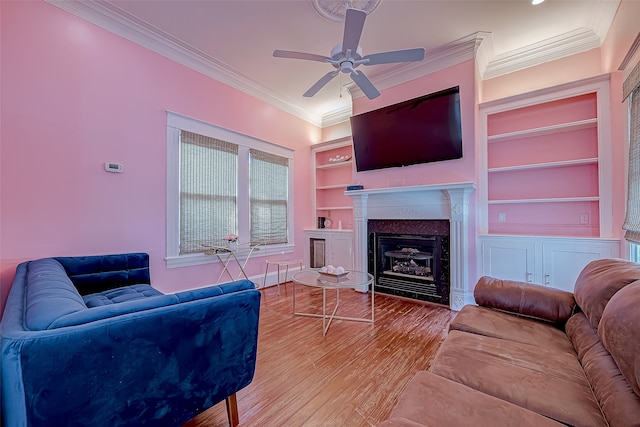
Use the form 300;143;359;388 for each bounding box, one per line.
291;269;374;336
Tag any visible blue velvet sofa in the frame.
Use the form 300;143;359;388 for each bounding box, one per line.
0;253;261;426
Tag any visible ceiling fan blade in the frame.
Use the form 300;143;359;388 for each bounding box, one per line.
303;70;339;97
342;8;366;55
273;50;330;63
363;48;426;65
350;69;380;100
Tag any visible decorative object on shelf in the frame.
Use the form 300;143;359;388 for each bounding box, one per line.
346;184;364;191
324;218;333;228
318;217;326;229
223;234;239;251
328;155;352;163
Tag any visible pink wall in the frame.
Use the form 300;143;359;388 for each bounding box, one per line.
1;1;636;310
0;1;317;306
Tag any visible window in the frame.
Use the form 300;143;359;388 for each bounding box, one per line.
249;149;289;244
166;112;294;267
180;132;238;255
630;242;640;263
623;61;640;245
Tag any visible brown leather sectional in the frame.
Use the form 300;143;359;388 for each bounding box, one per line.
379;258;640;426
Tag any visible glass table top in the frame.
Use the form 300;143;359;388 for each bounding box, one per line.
292;269;373;289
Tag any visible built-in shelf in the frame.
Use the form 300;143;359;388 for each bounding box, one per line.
488;158;598;172
316;184;348;190
479;76;612;238
316;206;353;211
312;138;355;232
316;160;353;169
488;118;597;143
488;196;599;204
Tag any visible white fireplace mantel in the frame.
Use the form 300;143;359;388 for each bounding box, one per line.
346;182;476;311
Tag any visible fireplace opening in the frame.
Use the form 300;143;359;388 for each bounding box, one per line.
367;220;450;306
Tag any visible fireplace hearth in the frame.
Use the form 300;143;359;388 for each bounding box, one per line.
368;220;450;306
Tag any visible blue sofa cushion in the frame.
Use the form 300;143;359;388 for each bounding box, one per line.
83;284;164;307
50;294;180;329
54;252;150;296
25;259;87;331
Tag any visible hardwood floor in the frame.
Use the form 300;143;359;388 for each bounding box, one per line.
185;282;456;427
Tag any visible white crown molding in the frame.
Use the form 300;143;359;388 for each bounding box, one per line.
585;0;620;43
45;0;324;127
483;28;602;79
348;32;491;102
46;0;618;128
482;0;619;80
322;104;353;127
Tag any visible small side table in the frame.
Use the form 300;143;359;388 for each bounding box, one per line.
263;259;303;295
203;242;264;284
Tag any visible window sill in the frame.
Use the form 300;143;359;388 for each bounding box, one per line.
166;243;295;268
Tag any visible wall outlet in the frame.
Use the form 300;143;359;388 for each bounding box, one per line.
579;213;590;225
498;212;506;223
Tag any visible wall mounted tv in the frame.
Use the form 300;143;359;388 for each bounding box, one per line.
350;86;463;172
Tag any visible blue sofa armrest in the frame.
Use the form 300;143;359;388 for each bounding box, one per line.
1;277;261;426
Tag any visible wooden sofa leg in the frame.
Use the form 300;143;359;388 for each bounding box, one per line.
225;393;239;427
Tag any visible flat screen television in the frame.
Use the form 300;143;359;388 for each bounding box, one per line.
350;86;463;172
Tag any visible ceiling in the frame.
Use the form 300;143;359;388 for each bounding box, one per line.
49;0;621;127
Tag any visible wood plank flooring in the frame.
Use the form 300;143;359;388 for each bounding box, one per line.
184;282;456;427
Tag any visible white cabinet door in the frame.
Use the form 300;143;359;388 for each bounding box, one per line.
303;230;354;270
541;242;618;292
481;238;536;283
329;232;354;269
480;236;620;292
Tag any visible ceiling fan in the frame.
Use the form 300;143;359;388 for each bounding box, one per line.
273;7;425;100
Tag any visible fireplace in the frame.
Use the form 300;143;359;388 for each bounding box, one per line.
346;182;475;311
369;220;450;306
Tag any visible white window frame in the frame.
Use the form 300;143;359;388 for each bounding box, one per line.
166;111;295;268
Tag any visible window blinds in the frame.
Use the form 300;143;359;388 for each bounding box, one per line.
623;85;640;244
249;148;288;244
180;131;238;254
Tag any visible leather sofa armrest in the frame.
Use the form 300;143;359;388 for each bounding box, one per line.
474;276;576;324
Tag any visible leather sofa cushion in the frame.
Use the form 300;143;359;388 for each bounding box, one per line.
450;305;574;353
430;330;606;426
598;281;640;398
473;276;575;324
381;371;564;427
25;259;87;330
573;258;640;330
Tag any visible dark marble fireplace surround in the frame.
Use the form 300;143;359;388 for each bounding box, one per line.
368;219;450;306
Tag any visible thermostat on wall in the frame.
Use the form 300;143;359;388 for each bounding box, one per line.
105;162;124;173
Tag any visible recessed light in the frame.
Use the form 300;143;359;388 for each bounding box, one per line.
532;0;544;4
